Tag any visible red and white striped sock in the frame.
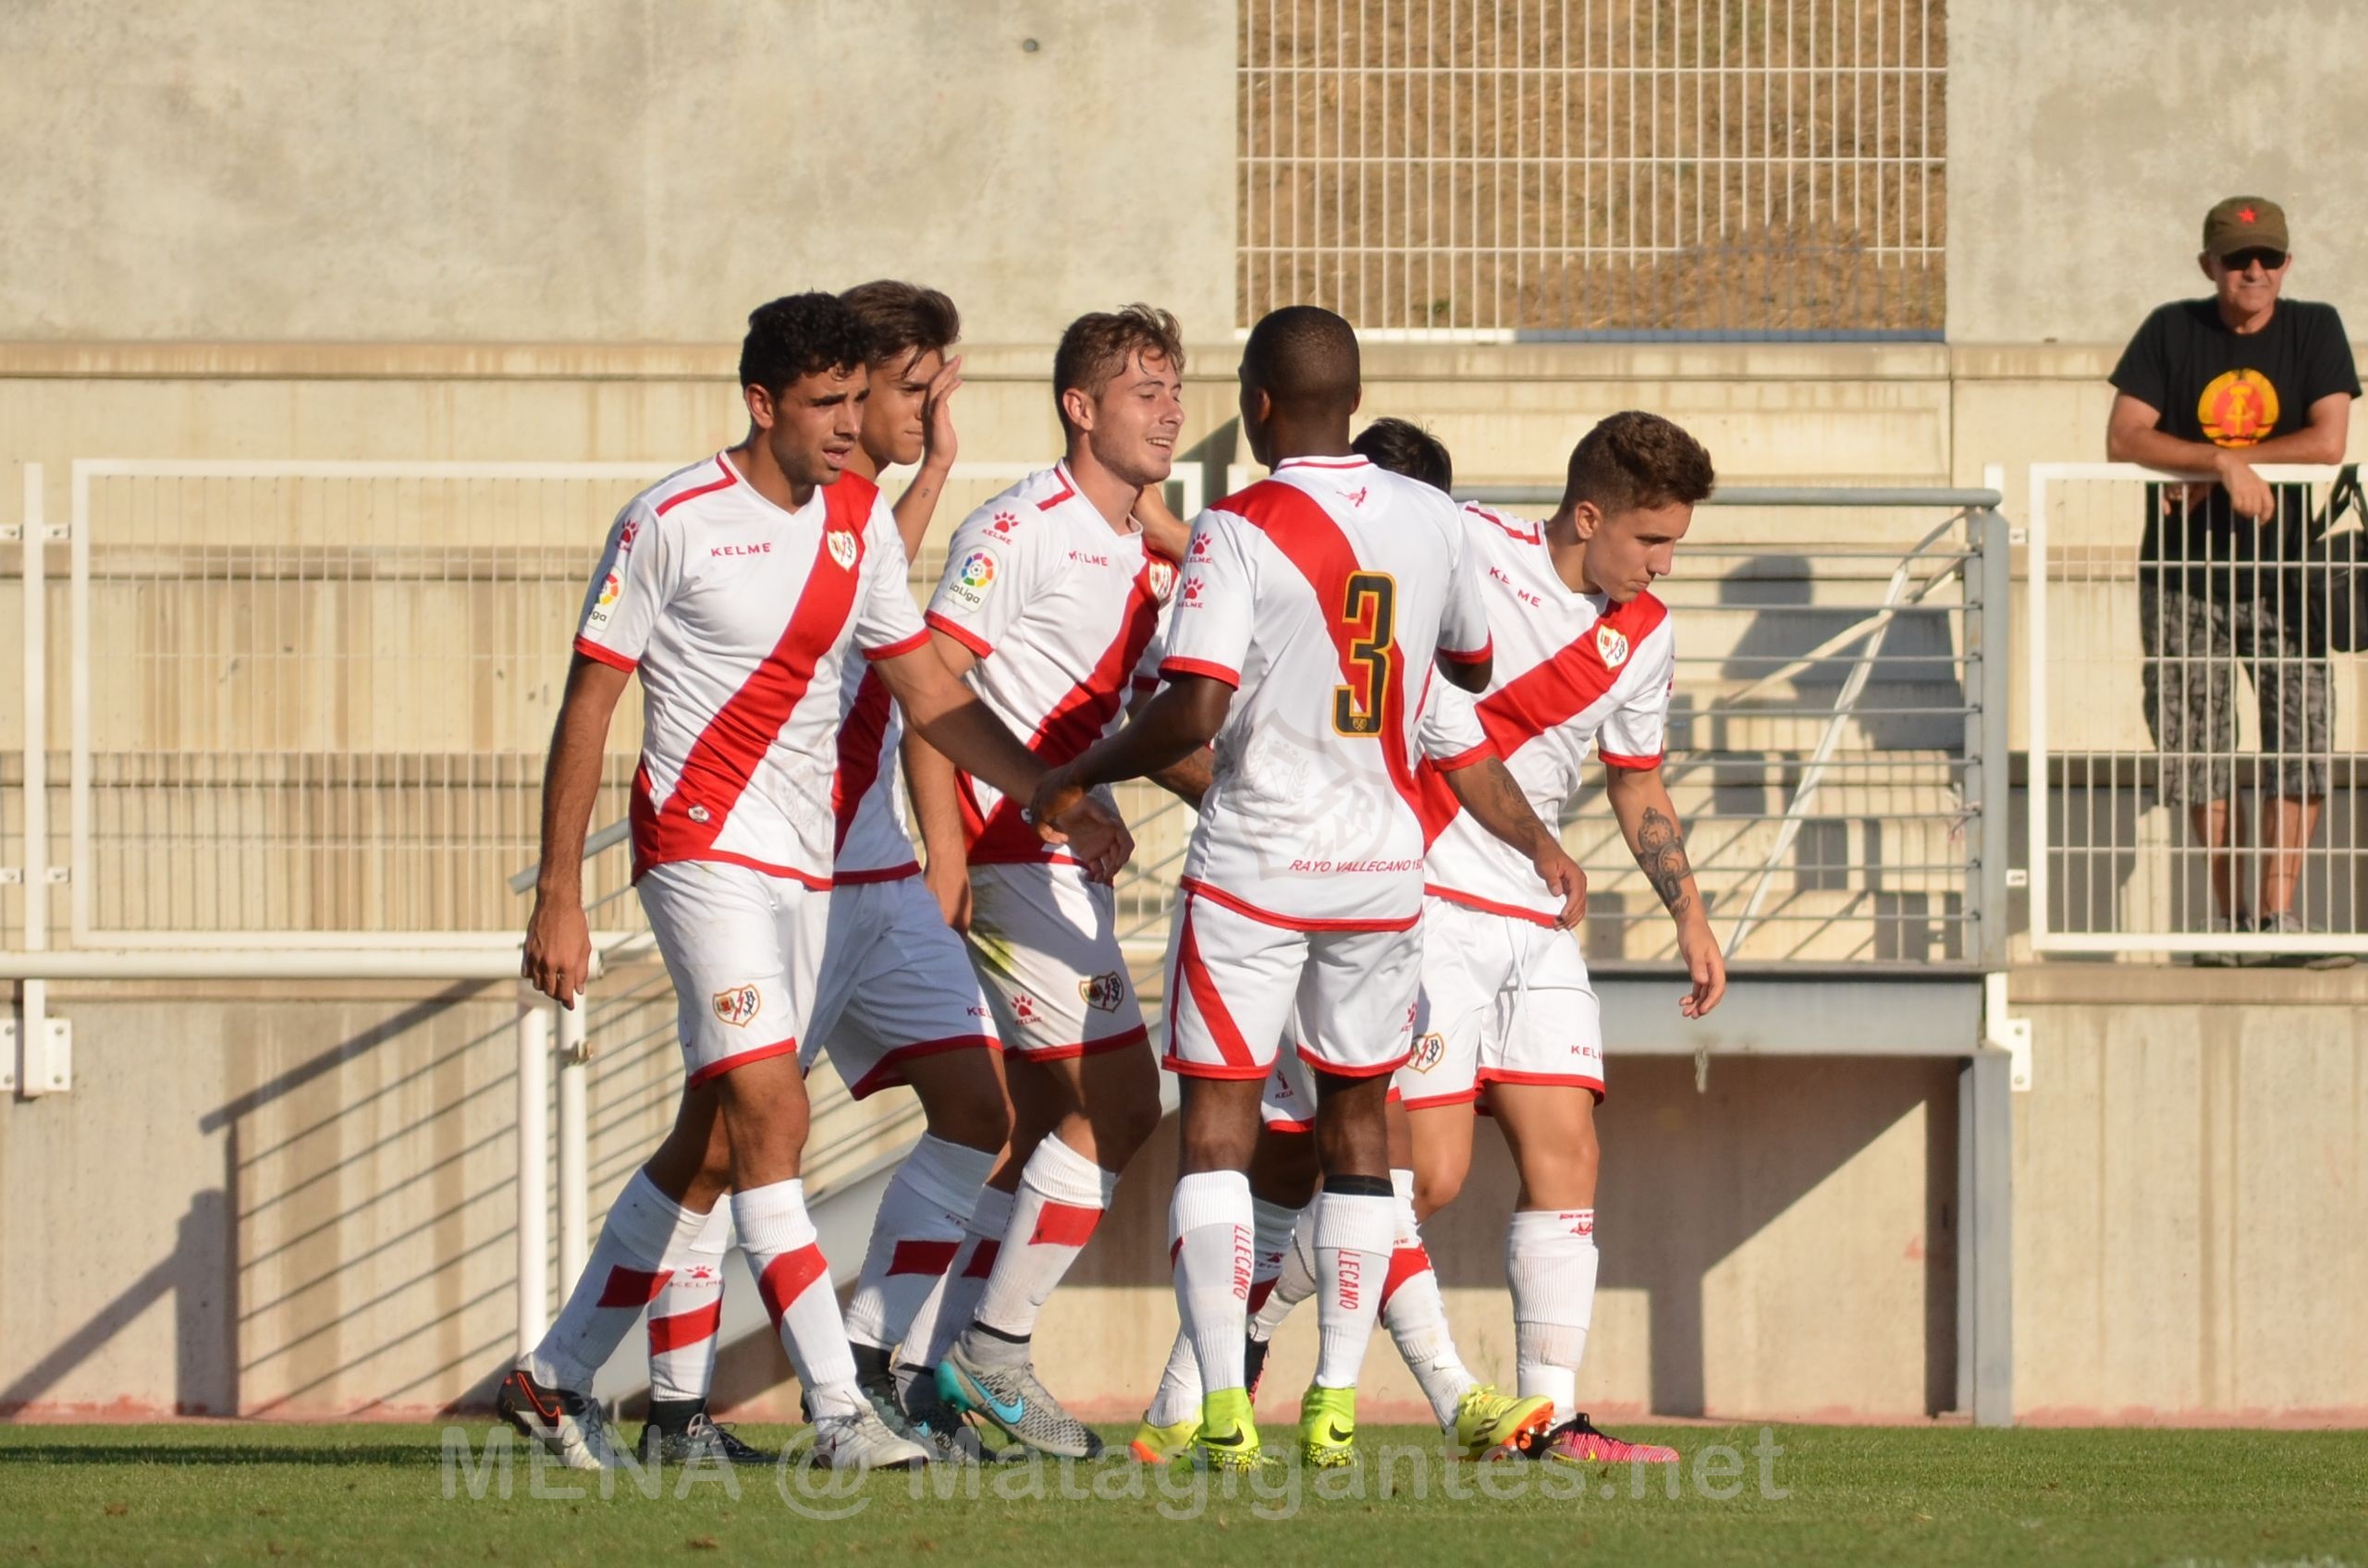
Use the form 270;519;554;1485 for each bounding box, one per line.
964;1134;1119;1346
1380;1169;1476;1427
1312;1177;1398;1389
1506;1207;1599;1418
732;1178;860;1420
902;1183;1014;1381
527;1168;707;1390
646;1201;731;1405
843;1134;997;1353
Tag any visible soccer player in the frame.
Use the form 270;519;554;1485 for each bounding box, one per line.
631;282;1010;1465
503;292;1129;1472
1410;410;1724;1466
1032;307;1583;1471
1128;418;1554;1466
897;304;1190;1459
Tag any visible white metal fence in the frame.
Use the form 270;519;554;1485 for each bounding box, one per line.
32;459;1200;951
1237;0;1946;337
2028;463;2368;957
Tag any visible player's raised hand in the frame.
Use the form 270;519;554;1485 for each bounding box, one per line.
1676;917;1726;1019
922;354;963;468
1533;843;1588;929
522;896;592;1010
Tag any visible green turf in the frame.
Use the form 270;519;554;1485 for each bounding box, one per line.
0;1422;2362;1566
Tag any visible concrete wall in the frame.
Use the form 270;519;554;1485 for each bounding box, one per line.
1947;0;2368;344
0;0;1236;345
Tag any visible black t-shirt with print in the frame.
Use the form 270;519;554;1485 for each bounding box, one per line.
2110;297;2359;595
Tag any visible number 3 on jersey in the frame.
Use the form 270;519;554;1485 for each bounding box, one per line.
1332;570;1398;737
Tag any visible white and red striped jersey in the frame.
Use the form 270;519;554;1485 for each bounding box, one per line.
824;472;922;884
571;453;929;888
1160;455;1490;930
1419;502;1675;925
923;462;1179;865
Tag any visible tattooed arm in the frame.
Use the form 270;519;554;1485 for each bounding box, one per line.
1440;756;1586;927
1604;764;1725;1018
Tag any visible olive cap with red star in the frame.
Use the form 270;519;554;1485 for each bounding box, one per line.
2202;195;2288;259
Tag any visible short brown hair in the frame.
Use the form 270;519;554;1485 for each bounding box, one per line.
839;280;960;370
1053;304;1185;433
1561;410;1715;516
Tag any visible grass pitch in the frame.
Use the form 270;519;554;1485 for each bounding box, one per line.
0;1422;2362;1566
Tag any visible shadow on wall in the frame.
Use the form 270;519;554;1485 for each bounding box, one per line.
0;1189;236;1417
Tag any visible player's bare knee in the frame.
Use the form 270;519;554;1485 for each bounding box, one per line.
1414;1158;1466;1217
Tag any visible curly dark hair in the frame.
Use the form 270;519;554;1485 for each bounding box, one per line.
738;292;869;398
839;280;962;371
1351;417;1454;492
1561;410;1716;516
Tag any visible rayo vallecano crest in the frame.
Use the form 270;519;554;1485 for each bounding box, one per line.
826;529;859;570
1147;557;1178;603
1595;622;1630;670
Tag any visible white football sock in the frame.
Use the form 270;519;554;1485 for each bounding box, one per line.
732;1179;860;1420
646;1201;732;1404
1380;1169;1476;1427
528;1168;706;1391
965;1134;1119;1345
1312;1182;1397;1389
1506;1207;1599;1420
843;1134;996;1353
1248;1201;1317;1343
903;1183;1015;1378
1171;1170;1255;1396
1151;1194;1295;1424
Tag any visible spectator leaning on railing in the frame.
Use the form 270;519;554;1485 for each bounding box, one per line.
2105;195;2357;968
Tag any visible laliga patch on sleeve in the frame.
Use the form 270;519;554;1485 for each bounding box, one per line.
945;545;1001;612
584;568;623;632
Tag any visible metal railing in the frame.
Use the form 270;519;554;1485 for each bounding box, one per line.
2027;462;2367;957
1238;0;1947;337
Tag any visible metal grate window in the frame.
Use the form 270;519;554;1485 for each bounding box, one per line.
1238;0;1946;338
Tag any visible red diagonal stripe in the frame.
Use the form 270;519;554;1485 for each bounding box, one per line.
963;556;1162;858
1475;595;1668;759
831;667;895;853
1246;1277;1278;1314
1226;480;1418;815
755;1244;829;1327
1176;895;1256;1069
1028;1201;1104;1248
960;1240;1001;1280
632;482;869;873
595;1266;673;1309
647;1298;723;1353
887;1239;963;1278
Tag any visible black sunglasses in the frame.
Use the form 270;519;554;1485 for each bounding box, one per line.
2223;247;2288;272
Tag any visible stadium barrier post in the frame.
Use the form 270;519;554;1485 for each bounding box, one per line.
515;989;551;1355
556;994;589;1297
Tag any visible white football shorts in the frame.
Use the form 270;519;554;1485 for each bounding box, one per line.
802;874;1000;1100
963;861;1149;1061
636;859;830;1087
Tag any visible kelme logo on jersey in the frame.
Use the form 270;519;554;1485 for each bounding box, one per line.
1596;623;1630;670
826;529;859;571
711;985;761;1028
1407;1030;1445;1073
946;546;1000;611
1079;971;1127;1013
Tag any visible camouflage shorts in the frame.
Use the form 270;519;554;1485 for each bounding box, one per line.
2139;581;2331;805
